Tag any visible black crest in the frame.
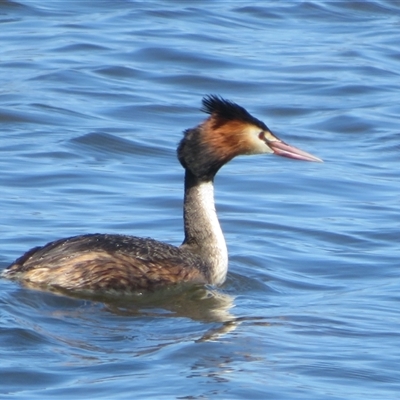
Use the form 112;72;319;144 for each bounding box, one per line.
201;95;268;130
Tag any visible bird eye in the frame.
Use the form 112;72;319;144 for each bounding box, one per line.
258;132;265;140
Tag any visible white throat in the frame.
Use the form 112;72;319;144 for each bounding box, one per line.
181;176;228;285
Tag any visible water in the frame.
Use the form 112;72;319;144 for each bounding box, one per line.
1;0;400;398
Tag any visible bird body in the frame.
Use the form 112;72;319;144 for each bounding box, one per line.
2;96;321;294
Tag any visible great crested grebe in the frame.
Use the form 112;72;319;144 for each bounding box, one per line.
2;95;321;294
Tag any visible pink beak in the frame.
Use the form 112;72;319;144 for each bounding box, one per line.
269;140;322;162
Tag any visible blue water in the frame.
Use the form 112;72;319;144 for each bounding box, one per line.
1;1;400;398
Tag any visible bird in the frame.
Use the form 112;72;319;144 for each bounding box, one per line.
2;95;322;295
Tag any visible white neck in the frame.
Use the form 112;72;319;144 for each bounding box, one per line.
180;171;228;285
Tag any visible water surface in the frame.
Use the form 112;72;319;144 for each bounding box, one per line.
1;1;400;399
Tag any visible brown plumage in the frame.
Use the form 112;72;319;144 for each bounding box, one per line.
5;234;208;292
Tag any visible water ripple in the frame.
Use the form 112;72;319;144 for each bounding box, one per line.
1;1;400;399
